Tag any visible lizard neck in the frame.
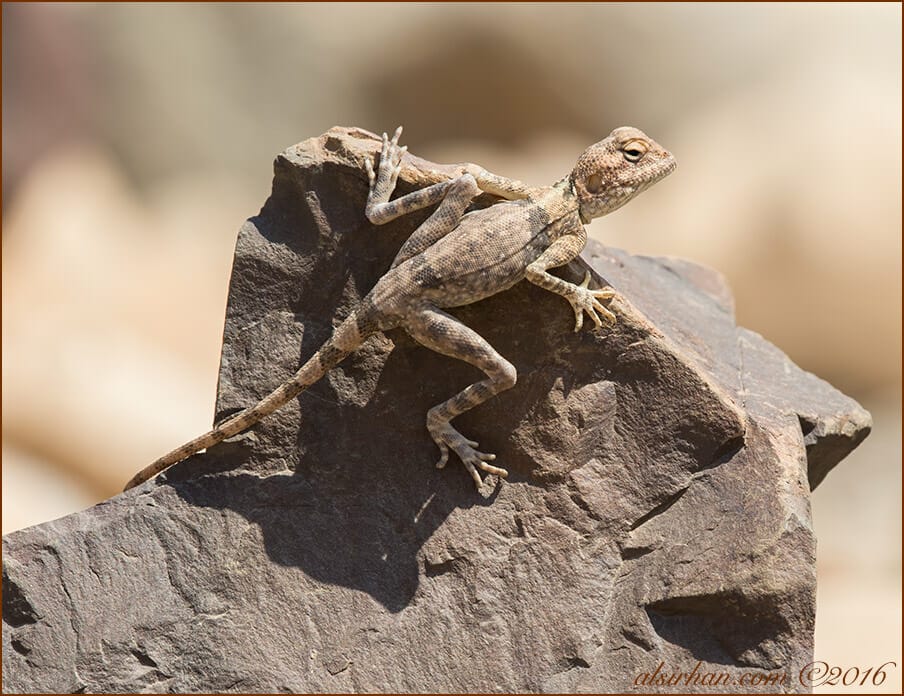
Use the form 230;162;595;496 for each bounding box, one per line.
554;175;575;195
544;176;583;224
534;179;584;242
538;177;577;204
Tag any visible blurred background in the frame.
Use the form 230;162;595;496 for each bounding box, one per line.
2;3;900;691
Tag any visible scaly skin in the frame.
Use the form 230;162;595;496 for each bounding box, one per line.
124;126;676;492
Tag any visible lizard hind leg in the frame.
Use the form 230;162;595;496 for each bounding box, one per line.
403;306;516;489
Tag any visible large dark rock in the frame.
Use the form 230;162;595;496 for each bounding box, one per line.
2;127;870;693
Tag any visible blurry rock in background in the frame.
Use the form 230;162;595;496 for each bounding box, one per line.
2;5;899;692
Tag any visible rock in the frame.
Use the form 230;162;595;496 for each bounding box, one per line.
2;127;870;693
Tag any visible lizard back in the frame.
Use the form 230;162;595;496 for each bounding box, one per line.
374;190;579;311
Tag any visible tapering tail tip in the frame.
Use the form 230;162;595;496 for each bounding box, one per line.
123;458;168;491
121;307;371;492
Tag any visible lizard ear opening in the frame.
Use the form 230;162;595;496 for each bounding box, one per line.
585;172;604;194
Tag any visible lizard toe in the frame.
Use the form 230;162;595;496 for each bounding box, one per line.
435;441;450;469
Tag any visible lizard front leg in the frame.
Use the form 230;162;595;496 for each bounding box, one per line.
462;163;531;201
402;306;515;489
525;232;617;332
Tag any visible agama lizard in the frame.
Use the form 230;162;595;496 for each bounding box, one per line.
124;126;676;491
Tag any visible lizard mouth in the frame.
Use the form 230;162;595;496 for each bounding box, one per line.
658;154;678;178
643;156;677;189
640;155;677;188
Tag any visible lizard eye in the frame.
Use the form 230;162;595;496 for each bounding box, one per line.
586;172;603;193
622;140;648;163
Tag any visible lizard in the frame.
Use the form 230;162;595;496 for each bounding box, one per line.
124;126;676;492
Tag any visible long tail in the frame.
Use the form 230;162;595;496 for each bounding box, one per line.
124;308;375;491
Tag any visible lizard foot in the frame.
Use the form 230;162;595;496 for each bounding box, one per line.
568;271;617;332
365;125;407;203
428;421;509;489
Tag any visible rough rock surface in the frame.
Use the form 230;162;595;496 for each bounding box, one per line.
2;127;871;693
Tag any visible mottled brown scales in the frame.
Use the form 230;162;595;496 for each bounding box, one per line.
124;126;676;492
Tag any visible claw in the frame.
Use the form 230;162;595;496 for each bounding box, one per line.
428;420;509;488
593;288;617;326
436;441;450;469
473;452;507;478
463;452;508;489
568;274;619;332
365;127;410;223
465;461;482;488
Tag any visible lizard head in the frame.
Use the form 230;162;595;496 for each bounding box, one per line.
570;127;676;223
